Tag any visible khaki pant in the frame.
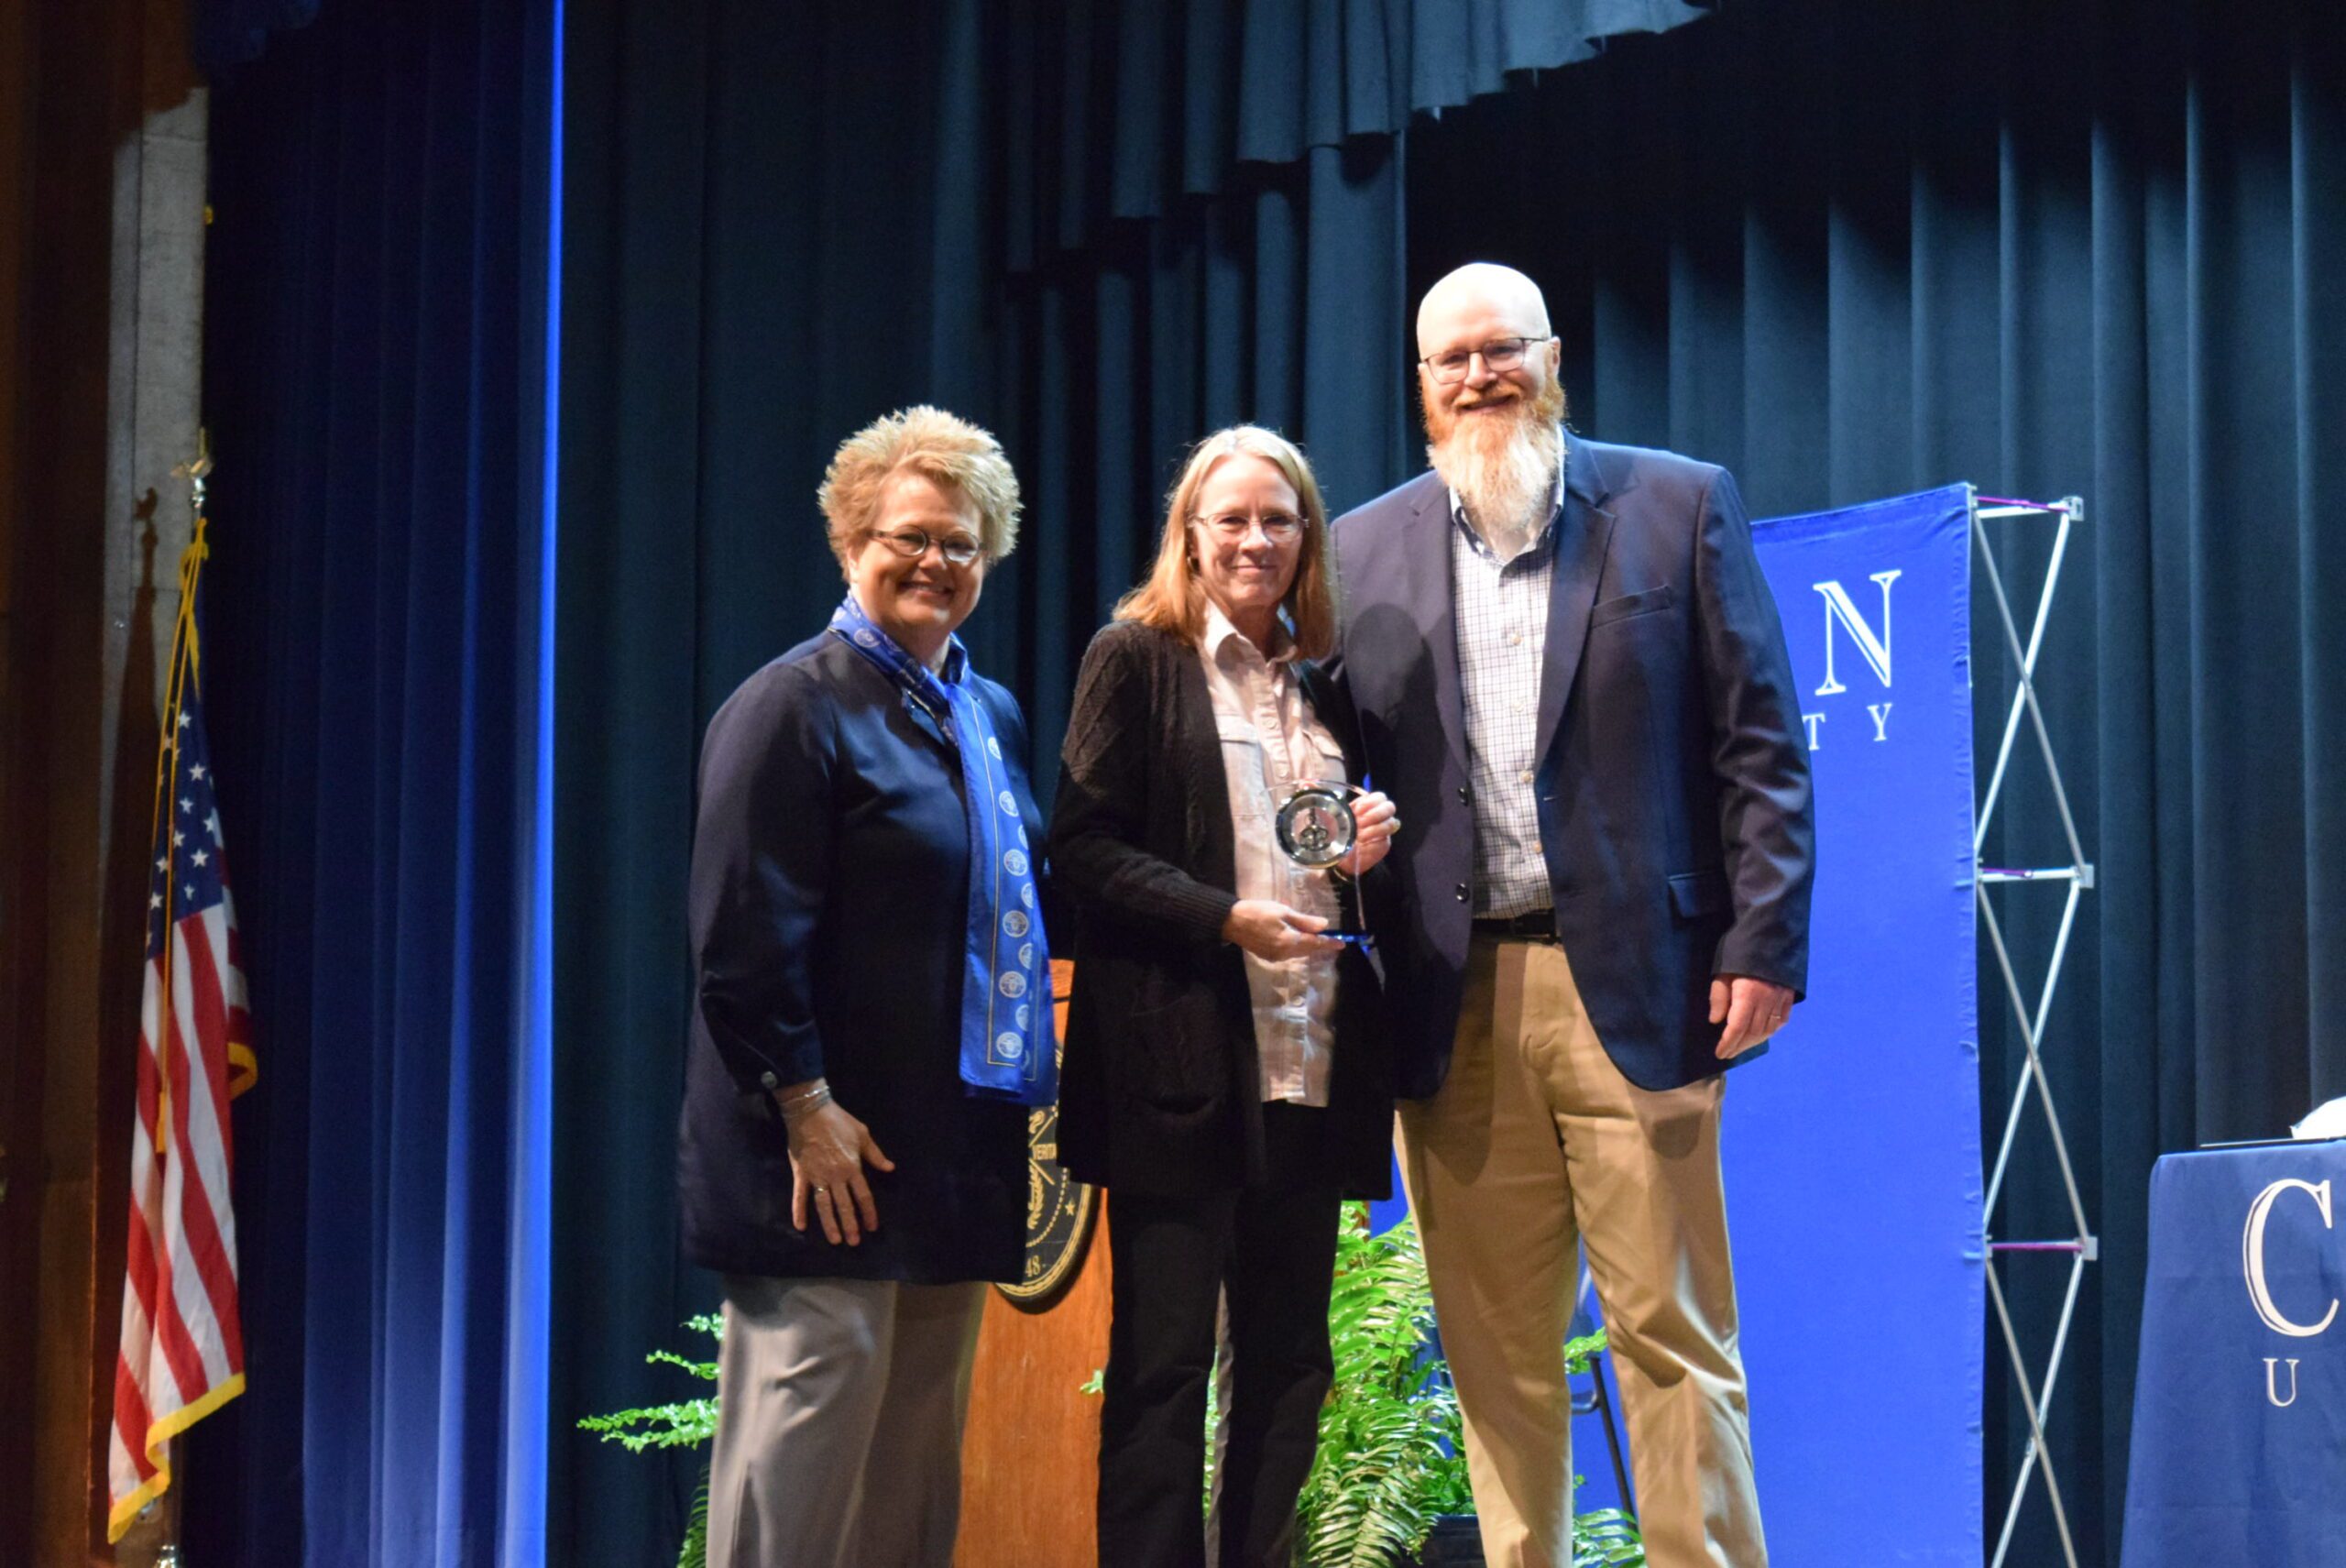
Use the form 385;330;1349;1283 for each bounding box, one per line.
1397;936;1765;1568
707;1275;987;1568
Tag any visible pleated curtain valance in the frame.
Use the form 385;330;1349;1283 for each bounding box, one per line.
994;0;1717;268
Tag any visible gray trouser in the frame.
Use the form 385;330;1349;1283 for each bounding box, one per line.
707;1274;988;1568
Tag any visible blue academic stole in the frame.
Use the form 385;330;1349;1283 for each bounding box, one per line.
829;596;1057;1107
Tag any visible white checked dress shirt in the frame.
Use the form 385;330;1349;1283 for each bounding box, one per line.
1452;460;1566;918
1199;603;1346;1105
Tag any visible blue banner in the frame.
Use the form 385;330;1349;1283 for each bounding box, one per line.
1370;486;1984;1558
2122;1142;2346;1566
1719;485;1984;1563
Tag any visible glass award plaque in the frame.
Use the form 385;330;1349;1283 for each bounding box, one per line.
1274;780;1371;945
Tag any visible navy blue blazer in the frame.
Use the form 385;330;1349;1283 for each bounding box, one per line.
676;630;1041;1283
1332;438;1814;1096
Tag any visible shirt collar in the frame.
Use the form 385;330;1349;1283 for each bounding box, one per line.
1446;430;1568;555
1201;599;1293;666
935;635;970;685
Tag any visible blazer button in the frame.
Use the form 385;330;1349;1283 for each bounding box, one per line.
1455;784;1470;804
1454;883;1469;903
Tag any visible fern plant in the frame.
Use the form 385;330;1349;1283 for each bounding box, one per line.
1294;1206;1646;1568
577;1312;722;1568
1568;1506;1645;1566
1295;1207;1470;1567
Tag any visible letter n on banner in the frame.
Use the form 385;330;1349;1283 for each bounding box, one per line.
1727;485;1982;1567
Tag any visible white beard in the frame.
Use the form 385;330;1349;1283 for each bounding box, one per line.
1428;415;1562;561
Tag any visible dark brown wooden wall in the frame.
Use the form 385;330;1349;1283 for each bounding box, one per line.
2;3;202;1563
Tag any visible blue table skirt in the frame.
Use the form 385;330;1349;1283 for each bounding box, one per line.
2121;1141;2346;1568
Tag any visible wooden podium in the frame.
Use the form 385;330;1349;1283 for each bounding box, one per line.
955;960;1111;1567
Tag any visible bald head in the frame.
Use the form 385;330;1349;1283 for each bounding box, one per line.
1416;263;1551;356
1412;261;1565;445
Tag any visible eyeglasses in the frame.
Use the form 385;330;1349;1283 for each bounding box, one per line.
1417;334;1554;385
1193;511;1304;543
869;526;984;566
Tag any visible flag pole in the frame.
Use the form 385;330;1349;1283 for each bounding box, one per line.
112;422;247;1551
152;435;203;1154
148;431;210;1568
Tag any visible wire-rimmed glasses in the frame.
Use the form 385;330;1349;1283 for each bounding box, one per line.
868;526;984;566
1192;511;1304;543
1418;334;1554;384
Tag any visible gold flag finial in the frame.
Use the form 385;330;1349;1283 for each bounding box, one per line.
171;428;213;521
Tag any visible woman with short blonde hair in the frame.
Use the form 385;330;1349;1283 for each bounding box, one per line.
683;405;1053;1568
819;403;1024;566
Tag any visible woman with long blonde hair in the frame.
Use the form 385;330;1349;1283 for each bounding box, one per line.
1050;425;1400;1567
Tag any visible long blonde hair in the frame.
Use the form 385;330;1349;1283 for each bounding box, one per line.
1113;425;1337;658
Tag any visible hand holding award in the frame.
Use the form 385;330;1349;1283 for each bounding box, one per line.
1274;781;1393;946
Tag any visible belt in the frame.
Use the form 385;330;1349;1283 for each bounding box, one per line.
1471;909;1558;941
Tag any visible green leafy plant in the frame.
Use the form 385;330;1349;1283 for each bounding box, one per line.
1568;1505;1645;1566
577;1312;722;1568
1295;1206;1470;1566
1295;1205;1645;1568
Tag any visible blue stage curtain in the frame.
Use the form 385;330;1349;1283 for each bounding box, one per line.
1406;2;2346;1560
189;0;559;1563
548;2;1715;1559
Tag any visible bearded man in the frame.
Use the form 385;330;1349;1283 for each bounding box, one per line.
1330;263;1814;1568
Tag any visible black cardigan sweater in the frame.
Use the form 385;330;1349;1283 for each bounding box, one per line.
1049;619;1395;1199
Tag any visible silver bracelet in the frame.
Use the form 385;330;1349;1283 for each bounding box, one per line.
779;1083;833;1123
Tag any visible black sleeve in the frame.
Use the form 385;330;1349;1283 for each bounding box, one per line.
688;663;837;1093
1047;629;1238;941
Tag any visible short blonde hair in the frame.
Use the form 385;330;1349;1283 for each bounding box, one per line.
818;406;1023;569
1113;425;1337;659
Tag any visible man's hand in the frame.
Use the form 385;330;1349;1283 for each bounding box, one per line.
1710;975;1795;1059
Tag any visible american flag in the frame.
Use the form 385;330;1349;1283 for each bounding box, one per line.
107;532;256;1542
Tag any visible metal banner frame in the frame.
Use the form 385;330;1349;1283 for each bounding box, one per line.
1971;492;2095;1568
